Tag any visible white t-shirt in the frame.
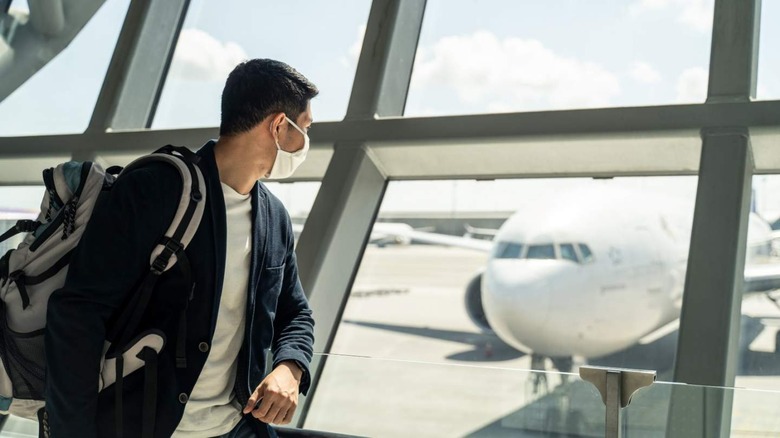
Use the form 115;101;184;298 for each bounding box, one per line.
173;182;252;437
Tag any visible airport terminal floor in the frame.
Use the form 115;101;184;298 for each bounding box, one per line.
3;0;780;436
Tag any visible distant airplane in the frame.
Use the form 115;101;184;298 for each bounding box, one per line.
292;221;415;247
385;186;780;373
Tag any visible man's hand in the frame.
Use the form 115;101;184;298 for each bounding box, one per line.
243;361;303;425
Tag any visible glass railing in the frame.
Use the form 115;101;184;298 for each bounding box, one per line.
3;353;780;436
304;353;780;437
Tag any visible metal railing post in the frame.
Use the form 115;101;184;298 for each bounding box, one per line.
580;366;656;437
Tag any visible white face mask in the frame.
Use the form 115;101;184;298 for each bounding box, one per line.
267;116;309;179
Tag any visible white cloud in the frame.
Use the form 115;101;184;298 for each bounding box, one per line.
676;67;708;102
630;62;662;84
630;0;714;32
168;29;248;81
629;0;671;14
411;31;620;110
757;83;771;99
341;24;366;69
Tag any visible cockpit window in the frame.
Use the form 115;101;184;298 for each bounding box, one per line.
578;243;594;263
493;241;593;263
493;242;523;259
559;243;579;262
526;244;556;260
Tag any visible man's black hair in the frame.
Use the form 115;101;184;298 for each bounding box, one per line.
219;59;319;137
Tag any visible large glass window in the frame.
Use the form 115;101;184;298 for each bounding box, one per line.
757;0;780;100
0;0;130;136
0;186;44;255
325;176;698;364
406;0;713;116
312;176;701;436
737;174;780;390
152;0;372;129
262;181;321;234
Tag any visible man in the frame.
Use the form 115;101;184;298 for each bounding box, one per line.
45;59;317;437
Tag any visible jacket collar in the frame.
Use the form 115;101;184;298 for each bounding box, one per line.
197;141;227;333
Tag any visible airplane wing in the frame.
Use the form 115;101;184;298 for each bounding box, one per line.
464;225;499;239
292;222;493;252
744;262;780;293
403;229;494;252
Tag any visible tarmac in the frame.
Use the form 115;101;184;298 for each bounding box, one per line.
304;245;780;437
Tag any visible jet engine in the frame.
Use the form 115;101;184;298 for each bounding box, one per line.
464;270;492;332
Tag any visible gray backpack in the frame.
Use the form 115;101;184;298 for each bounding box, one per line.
0;146;205;436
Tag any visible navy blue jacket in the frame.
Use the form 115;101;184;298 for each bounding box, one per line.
45;141;315;437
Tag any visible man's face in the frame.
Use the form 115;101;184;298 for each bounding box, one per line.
280;101;313;153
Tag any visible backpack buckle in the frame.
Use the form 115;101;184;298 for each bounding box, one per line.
150;238;183;275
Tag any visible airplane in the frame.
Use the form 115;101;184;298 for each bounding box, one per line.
383;185;780;375
292;221;414;247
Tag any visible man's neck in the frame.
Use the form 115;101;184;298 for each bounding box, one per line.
213;135;272;195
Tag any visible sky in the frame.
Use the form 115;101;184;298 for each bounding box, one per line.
1;0;780;218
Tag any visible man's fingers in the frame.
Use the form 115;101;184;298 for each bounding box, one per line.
252;396;274;419
262;403;283;424
272;409;289;425
243;386;264;414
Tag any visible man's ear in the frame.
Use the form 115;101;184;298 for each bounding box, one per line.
269;112;287;138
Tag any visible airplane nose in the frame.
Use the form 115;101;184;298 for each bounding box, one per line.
482;259;564;352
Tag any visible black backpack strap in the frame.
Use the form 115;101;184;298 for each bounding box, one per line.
174;250;193;369
8;271;30;310
0;219;40;243
109;263;167;352
115;354;124;438
138;346;158;438
113;348;159;438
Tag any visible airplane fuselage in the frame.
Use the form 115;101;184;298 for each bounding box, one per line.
480;186;770;359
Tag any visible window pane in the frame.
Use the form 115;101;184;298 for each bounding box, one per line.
578;243;595;262
0;156;71;185
526;244;555;260
261;182;321;232
0;0;130;136
757;1;780;100
313;176;700;436
560;243;578;262
152;0;371;129
406;0;713;116
0;186;44;255
493;241;522;259
738;174;780;389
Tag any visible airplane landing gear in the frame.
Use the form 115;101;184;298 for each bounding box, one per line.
526;354;576;397
529;354;549;396
776;330;780;354
551;356;574;384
